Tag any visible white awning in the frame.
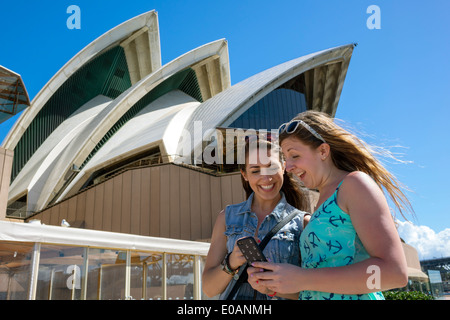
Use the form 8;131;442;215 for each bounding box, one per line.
407;267;429;281
0;221;210;256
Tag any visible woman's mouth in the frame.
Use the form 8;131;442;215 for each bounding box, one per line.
259;184;275;192
297;171;306;180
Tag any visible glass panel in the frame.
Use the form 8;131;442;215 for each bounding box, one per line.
129;252;163;300
0;241;34;300
36;245;85;300
229;88;307;132
166;254;194;300
86;249;126;300
199;256;217;300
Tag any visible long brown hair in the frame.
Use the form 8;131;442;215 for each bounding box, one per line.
238;138;310;212
279;110;413;220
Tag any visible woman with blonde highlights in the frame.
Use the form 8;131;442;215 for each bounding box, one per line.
248;111;411;300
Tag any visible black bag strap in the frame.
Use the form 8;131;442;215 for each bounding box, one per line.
225;209;299;300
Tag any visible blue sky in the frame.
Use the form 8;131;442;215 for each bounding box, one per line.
1;0;449;259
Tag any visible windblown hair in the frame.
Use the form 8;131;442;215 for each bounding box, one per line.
279;110;413;220
238;139;310;212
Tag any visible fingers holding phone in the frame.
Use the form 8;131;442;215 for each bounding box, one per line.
247;265;272;294
228;241;247;271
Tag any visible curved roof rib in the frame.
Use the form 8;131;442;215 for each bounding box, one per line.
58;90;201;201
7;95;113;204
2;10;161;151
181;43;355;158
20;39;229;211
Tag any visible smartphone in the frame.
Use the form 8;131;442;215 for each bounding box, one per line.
236;236;267;264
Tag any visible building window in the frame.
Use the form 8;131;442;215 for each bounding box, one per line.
229;88;307;132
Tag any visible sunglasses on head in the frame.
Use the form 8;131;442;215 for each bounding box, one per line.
278;119;326;144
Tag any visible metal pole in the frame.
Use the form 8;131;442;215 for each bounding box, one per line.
193;255;202;300
48;269;55;300
81;247;89;300
27;242;41;300
125;250;131;300
162;253;167;300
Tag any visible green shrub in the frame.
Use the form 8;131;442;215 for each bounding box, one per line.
383;290;434;300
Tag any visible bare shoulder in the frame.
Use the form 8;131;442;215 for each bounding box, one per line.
338;171;385;213
217;209;225;221
341;171;379;192
212;209;226;230
209;209;227;249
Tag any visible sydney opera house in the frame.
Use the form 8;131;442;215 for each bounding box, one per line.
2;10;355;232
1;11;424;300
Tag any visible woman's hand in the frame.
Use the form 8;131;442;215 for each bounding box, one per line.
250;261;303;294
228;242;247;271
247;265;273;295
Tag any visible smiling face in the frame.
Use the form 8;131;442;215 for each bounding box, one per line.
240;147;284;203
280;136;328;190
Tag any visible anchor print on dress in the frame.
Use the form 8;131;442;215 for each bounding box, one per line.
310;197;334;222
308;254;328;269
322;293;335;300
308;231;321;248
344;256;354;265
303;241;311;255
326;239;343;254
329;215;346;227
302;292;313;300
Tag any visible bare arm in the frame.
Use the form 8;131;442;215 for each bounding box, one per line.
252;172;408;295
201;210;246;297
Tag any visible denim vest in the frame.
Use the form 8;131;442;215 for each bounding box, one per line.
219;192;307;300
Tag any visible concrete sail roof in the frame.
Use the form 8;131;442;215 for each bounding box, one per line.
58;90;201;201
181;43;355;159
2;10;161;150
49;39;229;204
8;37;230;213
8;95;113;203
5;10;353;220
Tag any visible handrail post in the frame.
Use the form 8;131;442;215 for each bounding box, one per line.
28;242;41;300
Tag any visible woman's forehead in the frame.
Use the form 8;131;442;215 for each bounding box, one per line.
280;136;309;151
246;147;281;166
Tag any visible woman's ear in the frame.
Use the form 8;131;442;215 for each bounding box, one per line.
240;169;248;181
318;143;331;160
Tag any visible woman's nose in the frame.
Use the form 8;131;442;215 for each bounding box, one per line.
261;174;273;182
285;159;294;172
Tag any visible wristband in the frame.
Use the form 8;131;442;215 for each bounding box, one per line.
221;252;238;277
268;291;277;297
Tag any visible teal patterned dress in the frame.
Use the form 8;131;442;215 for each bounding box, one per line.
299;180;384;300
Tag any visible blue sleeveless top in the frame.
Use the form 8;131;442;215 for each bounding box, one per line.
299;180;384;300
220;192;307;300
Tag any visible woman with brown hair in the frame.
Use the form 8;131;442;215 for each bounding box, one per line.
248;111;411;300
202;137;310;299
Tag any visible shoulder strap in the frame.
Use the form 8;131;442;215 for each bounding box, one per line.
258;209;299;250
225;209;300;300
